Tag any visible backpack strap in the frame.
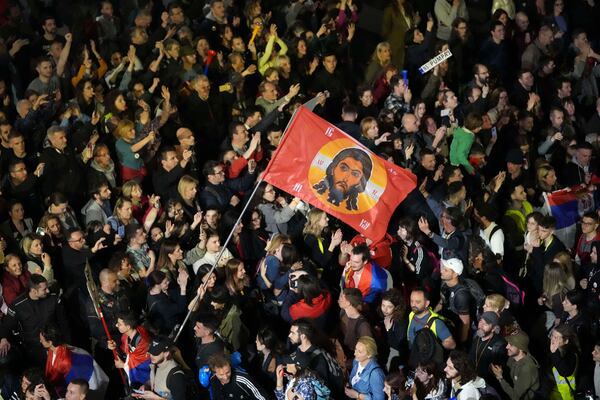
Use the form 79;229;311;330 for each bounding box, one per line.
488;225;501;242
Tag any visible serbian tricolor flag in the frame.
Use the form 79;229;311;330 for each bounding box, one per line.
543;185;595;248
263;106;417;241
45;345;108;397
121;326;152;386
343;262;391;303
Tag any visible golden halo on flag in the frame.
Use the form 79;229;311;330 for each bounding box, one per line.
308;138;388;215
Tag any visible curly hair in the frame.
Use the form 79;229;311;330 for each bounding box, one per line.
448;350;476;384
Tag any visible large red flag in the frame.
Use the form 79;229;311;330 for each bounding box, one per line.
263;106;417;241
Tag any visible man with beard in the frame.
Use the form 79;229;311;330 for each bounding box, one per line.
444;351;488;400
286;319;330;386
468;311;507;392
491;330;540;399
313;148;372;211
407;288;456;350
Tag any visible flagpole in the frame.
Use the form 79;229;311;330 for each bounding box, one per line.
172;98;310;342
84;262;129;389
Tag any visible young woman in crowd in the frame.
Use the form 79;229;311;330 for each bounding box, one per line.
302;208;342;272
20;233;54;283
549;324;580;400
146;269;188;336
121;180;161;229
254;182;301;235
411;361;447;400
281;272;332;328
0;200;34;252
114;119;155;182
379;288;408;371
224;258;249;305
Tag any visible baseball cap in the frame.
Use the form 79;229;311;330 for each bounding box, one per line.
480;311;499;326
280;351;310;368
441;258;463;276
148;337;172;356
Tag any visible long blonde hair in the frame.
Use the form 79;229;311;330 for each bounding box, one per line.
536;163;556;191
113;198;132;223
485;294;509;313
543;262;568;299
371;41;391;66
553;251;575;289
265;234;291;255
303;209;326;238
122;180;140;198
177;175;199;205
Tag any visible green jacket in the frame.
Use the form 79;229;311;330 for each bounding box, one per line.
498;353;540;400
449;127;475;174
218;304;248;351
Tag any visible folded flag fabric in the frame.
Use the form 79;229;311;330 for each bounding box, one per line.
45;345;108;396
121;326;152;386
543;185;595;248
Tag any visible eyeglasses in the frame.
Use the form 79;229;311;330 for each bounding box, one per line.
69;236;85;243
212;170;225;175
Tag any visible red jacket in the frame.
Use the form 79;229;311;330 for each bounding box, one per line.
350;234;394;269
1;270;31;305
289;292;332;321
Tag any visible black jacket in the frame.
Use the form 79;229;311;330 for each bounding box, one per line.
146;290;186;336
531;235;566;295
84;289;130;349
39;146;84;199
6;292;70;345
210;369;269;400
469;333;508;388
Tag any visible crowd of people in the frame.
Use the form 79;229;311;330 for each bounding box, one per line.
0;0;600;399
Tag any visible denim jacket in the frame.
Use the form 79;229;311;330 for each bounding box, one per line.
349;359;385;400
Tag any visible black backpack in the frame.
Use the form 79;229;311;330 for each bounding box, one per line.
309;348;344;396
458;278;486;312
167;365;202;399
408;321;444;370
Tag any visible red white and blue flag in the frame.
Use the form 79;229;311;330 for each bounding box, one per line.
45;345;108;397
343;262;391;303
121;327;152;386
544;185;595;248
